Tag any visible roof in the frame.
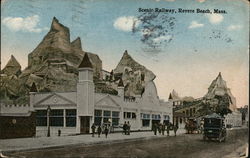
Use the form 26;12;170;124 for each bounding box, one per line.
30;82;38;92
78;53;93;68
118;78;124;87
204;113;223;119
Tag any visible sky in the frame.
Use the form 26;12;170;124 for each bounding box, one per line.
1;0;249;107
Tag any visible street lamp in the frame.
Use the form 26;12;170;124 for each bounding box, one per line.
47;105;51;137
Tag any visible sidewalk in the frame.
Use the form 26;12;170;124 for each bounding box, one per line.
0;129;186;153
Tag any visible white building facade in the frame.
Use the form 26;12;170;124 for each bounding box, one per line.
224;111;242;127
30;54;173;136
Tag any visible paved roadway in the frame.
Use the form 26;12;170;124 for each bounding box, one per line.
6;128;248;158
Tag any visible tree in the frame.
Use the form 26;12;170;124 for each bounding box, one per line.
197;101;213;117
214;94;232;117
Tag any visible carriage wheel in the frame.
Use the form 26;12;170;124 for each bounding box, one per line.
222;135;226;142
218;134;223;143
203;135;206;141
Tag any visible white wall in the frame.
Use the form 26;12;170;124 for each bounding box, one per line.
0;103;32;114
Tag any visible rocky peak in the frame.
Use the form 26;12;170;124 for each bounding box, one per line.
204;72;237;111
121;50;132;61
114;50;156;82
114;50;156;96
29;17;71;59
206;72;228;97
71;37;82;50
50;17;69;33
2;55;21;76
6;55;21;67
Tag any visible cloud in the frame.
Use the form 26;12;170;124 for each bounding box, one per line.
206;14;224;24
2;15;46;33
197;0;206;2
227;25;242;31
188;21;204;29
153;35;172;43
113;16;140;32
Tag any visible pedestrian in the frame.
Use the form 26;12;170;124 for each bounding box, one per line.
166;123;170;136
173;124;178;136
104;125;109;138
127;121;131;135
158;123;162;134
58;129;61;136
97;125;102;138
162;123;165;135
91;123;96;137
123;121;127;135
153;123;157;135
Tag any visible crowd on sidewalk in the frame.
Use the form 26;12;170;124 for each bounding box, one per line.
90;121;179;138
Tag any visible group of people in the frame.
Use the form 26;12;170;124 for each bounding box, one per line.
152;122;179;136
91;122;179;138
91;123;110;138
122;121;131;135
91;122;132;138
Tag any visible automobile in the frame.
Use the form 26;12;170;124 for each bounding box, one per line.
203;113;226;142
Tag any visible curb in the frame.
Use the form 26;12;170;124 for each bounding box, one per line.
2;133;186;154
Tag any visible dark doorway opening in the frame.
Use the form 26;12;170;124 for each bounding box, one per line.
80;116;90;134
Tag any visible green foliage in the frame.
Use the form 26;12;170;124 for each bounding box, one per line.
197;101;213;116
214;94;232;116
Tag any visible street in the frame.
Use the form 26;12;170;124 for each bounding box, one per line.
5;128;248;158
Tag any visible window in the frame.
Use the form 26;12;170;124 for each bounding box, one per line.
124;112;136;119
132;113;136;119
127;112;131;118
104;111;111;117
95;110;102;117
36;110;47;126
103;110;111;123
112;111;120;126
66;109;76;127
164;115;170;120
141;113;150;119
112;111;119;117
141;113;150;127
142;120;150;127
152;114;161;120
50;109;63;126
94;110;102;126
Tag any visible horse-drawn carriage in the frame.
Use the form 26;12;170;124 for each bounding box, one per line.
185;118;199;134
203;113;226;142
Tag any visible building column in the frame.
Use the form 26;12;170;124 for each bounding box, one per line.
137;108;141;129
63;109;66;128
120;107;124;124
76;116;81;134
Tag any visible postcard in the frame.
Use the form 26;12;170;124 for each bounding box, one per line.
0;0;249;157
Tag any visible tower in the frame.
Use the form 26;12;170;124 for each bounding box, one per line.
29;82;37;111
76;53;95;133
